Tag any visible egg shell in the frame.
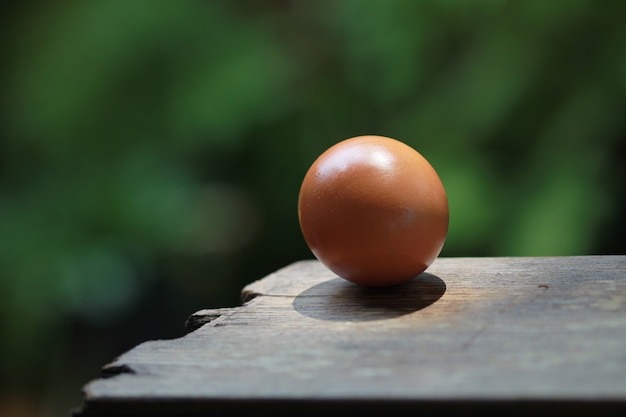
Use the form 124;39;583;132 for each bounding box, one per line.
298;135;449;287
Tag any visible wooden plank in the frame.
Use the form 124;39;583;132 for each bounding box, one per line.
74;256;626;416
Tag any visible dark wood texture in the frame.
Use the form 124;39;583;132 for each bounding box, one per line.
74;256;626;416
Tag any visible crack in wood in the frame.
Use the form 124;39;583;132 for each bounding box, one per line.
461;294;522;349
185;308;241;332
100;364;135;379
240;289;261;304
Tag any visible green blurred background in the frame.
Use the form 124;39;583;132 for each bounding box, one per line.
1;1;625;415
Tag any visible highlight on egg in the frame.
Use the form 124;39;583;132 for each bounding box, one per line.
298;135;449;287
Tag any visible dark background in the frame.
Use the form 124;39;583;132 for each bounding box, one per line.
1;1;625;416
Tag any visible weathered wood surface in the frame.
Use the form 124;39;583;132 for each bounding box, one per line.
75;256;626;416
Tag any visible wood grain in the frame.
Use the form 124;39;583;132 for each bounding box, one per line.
74;256;626;416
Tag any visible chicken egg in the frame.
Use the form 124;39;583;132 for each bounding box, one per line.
298;135;449;287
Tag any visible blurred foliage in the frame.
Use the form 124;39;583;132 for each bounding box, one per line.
0;0;625;416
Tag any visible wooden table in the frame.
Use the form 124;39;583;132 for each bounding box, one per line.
74;256;626;416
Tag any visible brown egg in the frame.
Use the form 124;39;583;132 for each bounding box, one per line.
298;135;449;287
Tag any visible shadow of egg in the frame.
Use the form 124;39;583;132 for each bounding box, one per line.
292;272;446;322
